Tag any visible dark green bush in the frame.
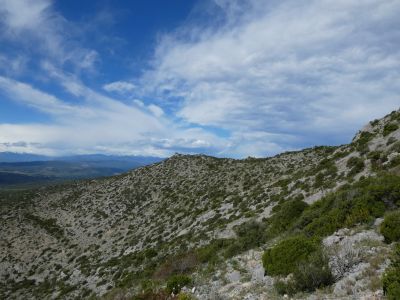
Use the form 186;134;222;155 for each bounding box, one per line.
381;211;400;243
294;174;400;238
274;249;333;296
383;244;400;299
165;275;191;294
274;279;295;296
290;250;334;292
384;123;399;136
268;199;308;235
196;244;219;264
222;221;267;258
262;235;317;276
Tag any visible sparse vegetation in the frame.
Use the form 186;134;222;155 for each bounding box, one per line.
1;110;399;299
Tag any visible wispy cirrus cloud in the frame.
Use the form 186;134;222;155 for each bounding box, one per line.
103;81;136;94
0;0;98;70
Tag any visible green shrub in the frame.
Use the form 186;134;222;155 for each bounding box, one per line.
383;244;400;299
274;279;295;296
273;248;333;296
268;199;308;234
196;244;218;264
383;269;400;300
294;174;400;238
222;221;267;258
381;211;400;243
262;236;317;276
384;123;399;136
166;275;191;294
354;131;374;154
346;157;365;176
290;250;334;292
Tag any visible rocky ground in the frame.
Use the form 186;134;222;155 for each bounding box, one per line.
1;109;400;299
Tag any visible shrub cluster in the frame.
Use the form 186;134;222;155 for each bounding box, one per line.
274;249;334;295
268;199;308;235
294;174;400;238
165;275;192;294
381;211;400;243
223;221;268;258
262;235;317;276
346;156;365;176
383;244;400;299
353;131;374;154
383;123;399;136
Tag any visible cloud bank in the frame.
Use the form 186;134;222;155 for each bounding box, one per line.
0;0;399;157
141;0;400;155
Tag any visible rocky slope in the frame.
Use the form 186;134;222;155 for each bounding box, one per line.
1;109;400;299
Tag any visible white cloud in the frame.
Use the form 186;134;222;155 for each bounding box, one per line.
0;0;98;69
142;0;400;153
147;104;164;117
0;76;88;116
0;0;50;30
103;81;136;93
0;74;228;156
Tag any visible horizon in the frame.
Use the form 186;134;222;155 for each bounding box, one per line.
0;0;399;159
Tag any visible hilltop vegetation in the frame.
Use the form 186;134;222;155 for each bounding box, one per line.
1;109;400;299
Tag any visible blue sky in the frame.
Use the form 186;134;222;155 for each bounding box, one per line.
0;0;399;158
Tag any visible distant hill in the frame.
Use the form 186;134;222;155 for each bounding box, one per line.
0;152;50;162
0;154;164;187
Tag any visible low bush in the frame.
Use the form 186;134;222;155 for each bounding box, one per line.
383;244;400;299
381;211;400;243
383;123;399;136
222;221;267;258
273;249;333;295
165;275;191;294
262;235;317;276
294;174;400;238
268;199;308;235
273;279;295;296
291;250;334;292
346;157;365;176
354;131;374;154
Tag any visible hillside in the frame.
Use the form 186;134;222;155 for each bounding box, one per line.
1;109;400;299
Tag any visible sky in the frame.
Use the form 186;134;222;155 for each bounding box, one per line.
0;0;399;158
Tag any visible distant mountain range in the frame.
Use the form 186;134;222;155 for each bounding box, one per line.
0;152;165;187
